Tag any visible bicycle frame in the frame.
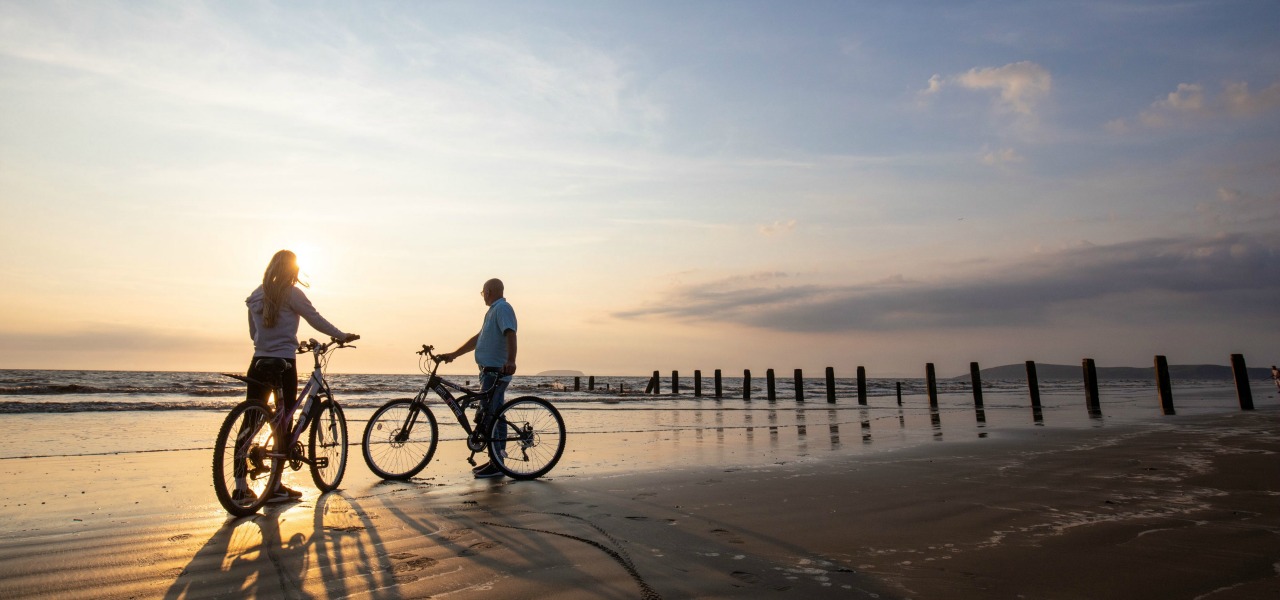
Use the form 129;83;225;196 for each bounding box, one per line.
409;345;505;445
225;338;345;468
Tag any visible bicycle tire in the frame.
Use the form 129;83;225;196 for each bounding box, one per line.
213;401;282;517
489;396;565;480
362;399;438;480
308;398;348;492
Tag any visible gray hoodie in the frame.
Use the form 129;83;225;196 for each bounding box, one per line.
246;285;347;358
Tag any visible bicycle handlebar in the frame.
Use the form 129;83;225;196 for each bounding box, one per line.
298;336;360;354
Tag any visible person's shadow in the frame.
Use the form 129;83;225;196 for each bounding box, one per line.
164;493;393;600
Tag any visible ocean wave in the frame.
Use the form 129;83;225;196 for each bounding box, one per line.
0;400;235;413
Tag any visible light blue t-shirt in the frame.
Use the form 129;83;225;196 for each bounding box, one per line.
475;297;517;368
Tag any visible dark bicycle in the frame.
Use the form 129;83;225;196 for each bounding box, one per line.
361;344;566;481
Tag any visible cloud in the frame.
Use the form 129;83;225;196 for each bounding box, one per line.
758;219;797;237
1112;80;1280;130
921;61;1052;116
615;233;1280;333
980;147;1024;166
1197;187;1280;228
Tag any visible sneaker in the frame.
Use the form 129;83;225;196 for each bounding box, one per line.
473;463;504;479
471;461;490;473
267;485;303;503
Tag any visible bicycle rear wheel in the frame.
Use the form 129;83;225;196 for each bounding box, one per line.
489;396;565;480
309;399;348;492
362;399;438;480
213;401;281;517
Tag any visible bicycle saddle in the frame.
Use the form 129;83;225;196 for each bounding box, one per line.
252;358;290;375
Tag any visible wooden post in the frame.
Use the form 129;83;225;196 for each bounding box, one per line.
588;376;595;391
692;370;701;398
857;366;868;406
743;369;752;401
926;363;938;408
1026;361;1042;410
1155;355;1175;415
645;371;658;394
794;369;804;402
896;381;902;406
825;367;836;403
714;369;723;398
970;362;984;409
766;369;777;402
574;376;581;392
1230;354;1254;411
671;370;679;395
1083;358;1101;414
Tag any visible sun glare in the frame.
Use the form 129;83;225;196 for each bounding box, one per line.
284;241;326;287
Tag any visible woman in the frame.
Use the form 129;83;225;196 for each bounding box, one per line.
244;250;359;502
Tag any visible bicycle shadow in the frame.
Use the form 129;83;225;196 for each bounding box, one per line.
162;492;398;600
369;477;664;598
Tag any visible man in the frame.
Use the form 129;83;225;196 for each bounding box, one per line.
439;278;518;479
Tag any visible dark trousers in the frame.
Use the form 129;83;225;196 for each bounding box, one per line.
246;357;298;410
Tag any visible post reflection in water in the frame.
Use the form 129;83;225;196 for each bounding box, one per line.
827;408;840;447
1032;407;1045;426
715;409;724;443
745;410;754;442
860;408;871;443
796;408;807;438
930;410;943;440
768;408;779;440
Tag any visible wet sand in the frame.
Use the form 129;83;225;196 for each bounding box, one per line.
1;408;1278;599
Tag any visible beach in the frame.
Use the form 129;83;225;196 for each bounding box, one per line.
1;396;1277;599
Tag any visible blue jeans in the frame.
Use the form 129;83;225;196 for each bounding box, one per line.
480;371;511;452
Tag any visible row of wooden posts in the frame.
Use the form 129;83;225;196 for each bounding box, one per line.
594;353;1264;416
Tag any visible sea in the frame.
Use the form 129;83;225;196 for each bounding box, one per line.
1;368;1274;463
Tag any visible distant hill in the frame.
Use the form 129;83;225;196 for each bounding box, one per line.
536;370;585;377
964;363;1272;381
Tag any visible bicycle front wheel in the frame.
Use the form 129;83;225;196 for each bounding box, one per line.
490;396;565;480
362;399;438;480
309;399;348;492
213;401;281;517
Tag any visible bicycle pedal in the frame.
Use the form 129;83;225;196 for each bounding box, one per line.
313;457;329;469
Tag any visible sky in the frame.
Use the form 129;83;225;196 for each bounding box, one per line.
1;0;1277;378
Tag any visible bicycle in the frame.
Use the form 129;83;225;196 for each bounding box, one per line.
212;336;357;517
361;344;566;481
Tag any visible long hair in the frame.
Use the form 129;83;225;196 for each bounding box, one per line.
261;250;301;328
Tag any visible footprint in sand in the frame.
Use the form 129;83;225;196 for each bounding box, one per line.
731;571;761;584
436;528;471;542
167;533;192;543
459;540;502;556
711;528;746;544
390;557;438;573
